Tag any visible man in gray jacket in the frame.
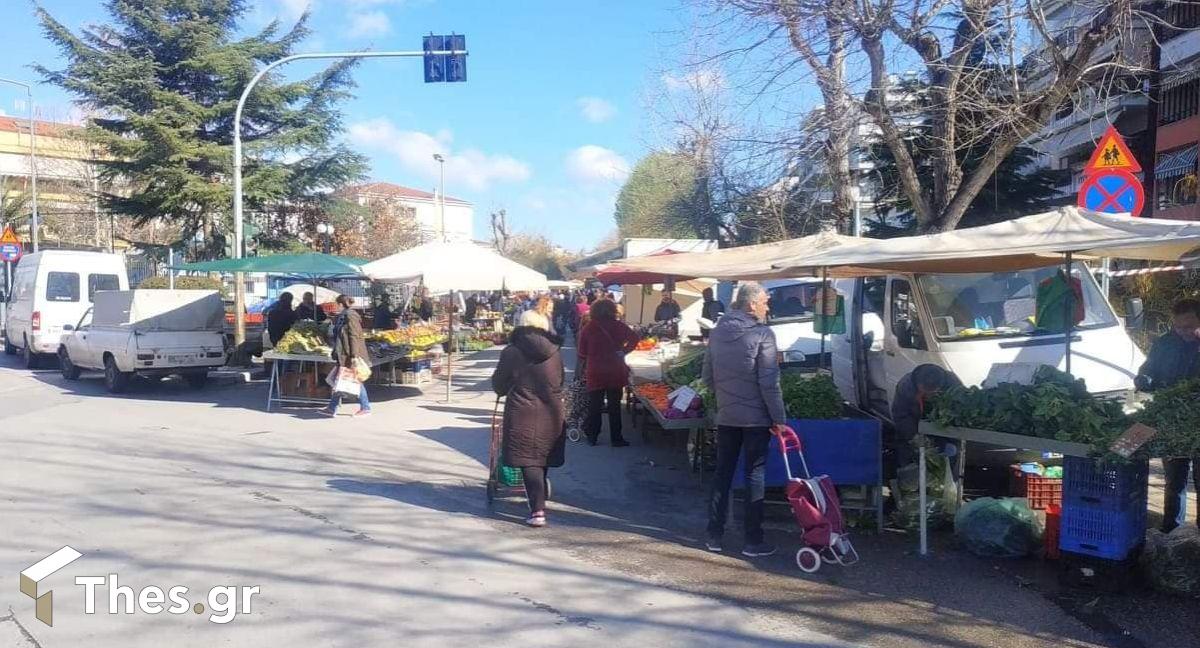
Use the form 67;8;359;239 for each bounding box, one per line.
702;282;787;557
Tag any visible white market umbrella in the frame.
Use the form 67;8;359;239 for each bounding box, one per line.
278;283;340;304
363;240;549;292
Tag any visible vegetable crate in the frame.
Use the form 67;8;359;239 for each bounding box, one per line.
1063;457;1149;510
1008;467;1062;510
1059;503;1146;561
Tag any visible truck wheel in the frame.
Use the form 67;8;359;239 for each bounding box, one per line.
3;336;15;355
22;336;37;369
184;372;209;389
104;355;131;393
59;348;81;380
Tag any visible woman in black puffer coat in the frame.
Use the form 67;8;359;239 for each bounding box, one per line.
491;311;565;527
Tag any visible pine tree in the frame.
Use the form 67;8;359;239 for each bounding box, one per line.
34;0;366;256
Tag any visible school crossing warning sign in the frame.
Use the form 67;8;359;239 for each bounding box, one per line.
1083;125;1142;174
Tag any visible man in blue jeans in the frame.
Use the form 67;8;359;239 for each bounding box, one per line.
702;282;788;557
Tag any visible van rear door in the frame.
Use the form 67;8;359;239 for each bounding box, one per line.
38;270;84;342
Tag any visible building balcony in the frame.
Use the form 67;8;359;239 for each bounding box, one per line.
1163;29;1200;70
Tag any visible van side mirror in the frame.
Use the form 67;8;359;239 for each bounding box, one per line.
1123;298;1144;331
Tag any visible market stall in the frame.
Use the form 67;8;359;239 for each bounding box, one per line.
363;240;549;401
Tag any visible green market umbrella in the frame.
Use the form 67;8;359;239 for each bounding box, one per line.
172;253;366;278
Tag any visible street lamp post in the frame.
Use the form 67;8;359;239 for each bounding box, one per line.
316;222;335;254
231;47;466;346
433;153;446;240
0;78;39;252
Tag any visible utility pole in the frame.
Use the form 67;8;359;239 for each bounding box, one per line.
0;78;39;252
433;153;446;240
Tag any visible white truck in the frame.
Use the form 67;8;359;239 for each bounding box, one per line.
828;263;1146;420
3;250;129;368
762;278;828;366
57;290;228;392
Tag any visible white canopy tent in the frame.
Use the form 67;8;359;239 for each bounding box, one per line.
609;230;866;280
362;241;549;402
363;240;549;292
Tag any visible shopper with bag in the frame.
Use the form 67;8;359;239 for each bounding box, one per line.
322;295;372;418
577;298;639;447
491;310;566;527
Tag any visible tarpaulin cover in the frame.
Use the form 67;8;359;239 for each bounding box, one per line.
92;290;225;331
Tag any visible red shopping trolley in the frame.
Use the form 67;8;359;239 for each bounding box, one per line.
777;425;860;573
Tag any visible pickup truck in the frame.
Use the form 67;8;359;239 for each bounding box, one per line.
57;290;229;393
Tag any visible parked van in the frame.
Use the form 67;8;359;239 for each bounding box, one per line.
762;277;827;366
830;263;1145;420
3;251;129;368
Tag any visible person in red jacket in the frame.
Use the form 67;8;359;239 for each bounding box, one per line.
577;299;640;446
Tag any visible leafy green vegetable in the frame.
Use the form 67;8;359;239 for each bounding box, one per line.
781;372;843;420
1138;379;1200;458
665;348;705;387
927;366;1128;448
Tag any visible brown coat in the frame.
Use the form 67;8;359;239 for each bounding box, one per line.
332;308;369;368
491;326;566;468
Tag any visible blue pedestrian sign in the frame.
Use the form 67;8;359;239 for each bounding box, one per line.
423;33;467;84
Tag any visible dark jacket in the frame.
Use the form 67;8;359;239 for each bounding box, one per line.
332;308;369;368
578;319;640;391
418;298;434;321
491;327;566;468
702;309;786;427
295;302;327;322
702;298;725;322
654;300;681;322
1136;331;1200;392
267;302;297;345
374;303;396;330
891;367;963;444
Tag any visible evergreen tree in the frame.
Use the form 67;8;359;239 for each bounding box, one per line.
614;151;703;239
34;0;366;256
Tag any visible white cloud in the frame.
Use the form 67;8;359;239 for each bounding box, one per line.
347;11;391;38
662;68;725;93
348;118;532;191
565;145;630;184
576;96;616;123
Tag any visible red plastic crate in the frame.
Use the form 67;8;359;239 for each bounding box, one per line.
1009;466;1063;510
1044;504;1062;560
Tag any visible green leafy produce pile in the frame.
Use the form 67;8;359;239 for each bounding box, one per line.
1137;379;1200;458
277;320;332;355
781;373;843;420
689;378;716;415
927;366;1128;448
665;347;705;387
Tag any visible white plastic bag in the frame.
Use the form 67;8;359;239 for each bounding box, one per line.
327;366;361;396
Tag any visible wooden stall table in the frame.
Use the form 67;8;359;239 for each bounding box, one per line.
629;386;709;477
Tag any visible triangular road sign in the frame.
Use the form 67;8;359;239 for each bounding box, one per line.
0;225;19;245
1084;125;1142;174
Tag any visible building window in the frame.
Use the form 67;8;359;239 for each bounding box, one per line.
1155;145;1199;210
1159;77;1200;126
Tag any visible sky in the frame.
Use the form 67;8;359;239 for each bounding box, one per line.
0;0;696;251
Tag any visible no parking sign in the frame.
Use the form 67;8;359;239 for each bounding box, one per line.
0;226;21;262
1076;126;1145;217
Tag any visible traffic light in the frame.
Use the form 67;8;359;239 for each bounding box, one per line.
423;33;466;84
446;34;466;82
423;34;446;83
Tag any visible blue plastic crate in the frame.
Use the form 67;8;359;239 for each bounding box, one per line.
1063;456;1149;510
1059;502;1146;560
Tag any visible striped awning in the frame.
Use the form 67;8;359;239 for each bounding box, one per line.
1156;146;1199;179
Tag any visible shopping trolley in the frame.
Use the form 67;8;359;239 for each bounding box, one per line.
777;426;860;573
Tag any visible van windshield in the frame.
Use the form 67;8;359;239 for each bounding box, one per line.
918;264;1117;340
767;282;820;322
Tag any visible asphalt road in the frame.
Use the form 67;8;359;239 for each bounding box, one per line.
0;347;1191;648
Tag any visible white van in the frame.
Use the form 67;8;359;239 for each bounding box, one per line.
762;278;827;366
3;251;129;368
830;263;1146;419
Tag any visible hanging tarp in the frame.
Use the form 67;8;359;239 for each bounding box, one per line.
608;231;865;280
172;253;366;278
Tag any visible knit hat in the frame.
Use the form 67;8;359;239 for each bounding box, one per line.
519;310;551;331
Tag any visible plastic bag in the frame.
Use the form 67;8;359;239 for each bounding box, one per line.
1141;526;1200;598
954;497;1042;558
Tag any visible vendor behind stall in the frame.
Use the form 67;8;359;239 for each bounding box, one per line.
267;292;297;346
294;291;327;322
1136;298;1200;532
374;298;397;330
891;364;961;467
654;292;682;322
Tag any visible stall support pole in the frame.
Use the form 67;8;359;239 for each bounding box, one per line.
820;267;828;370
918;443;928;556
445;290;455;403
1064;252;1074;376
